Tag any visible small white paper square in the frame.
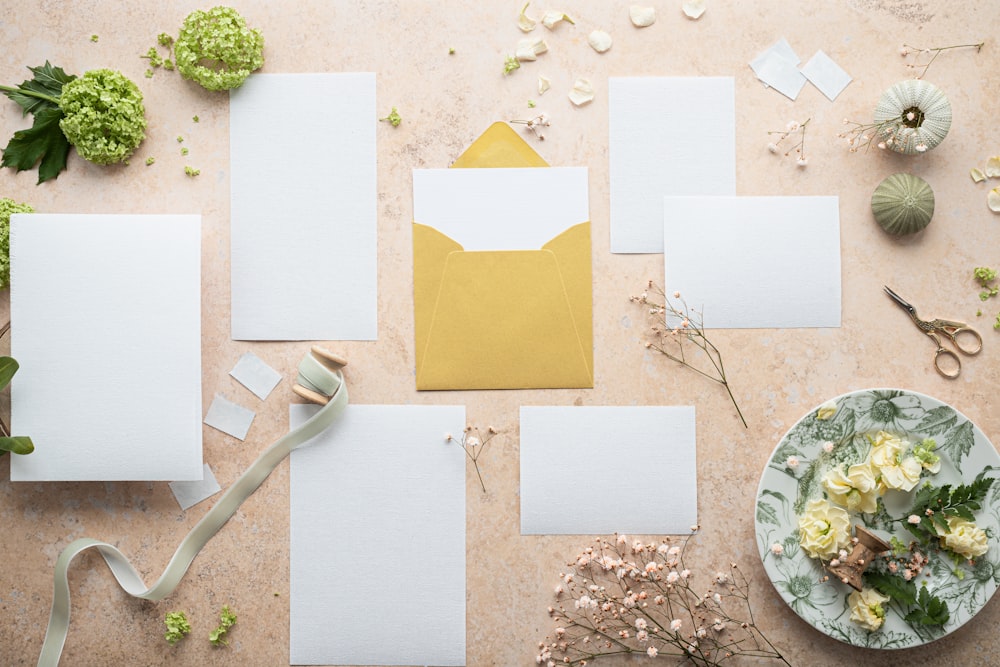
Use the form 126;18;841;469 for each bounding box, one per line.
290;404;466;666
520;406;697;534
750;37;801;76
203;394;255;441
229;352;282;400
801;50;853;101
663;196;841;328
230;73;378;341
10;214;202;482
755;51;807;100
169;463;221;510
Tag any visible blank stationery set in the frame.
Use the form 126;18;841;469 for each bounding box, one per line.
8;71;840;665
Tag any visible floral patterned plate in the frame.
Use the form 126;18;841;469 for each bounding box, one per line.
755;389;1000;649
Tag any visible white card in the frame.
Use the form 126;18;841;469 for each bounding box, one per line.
230;73;377;341
801;50;852;101
10;214;202;481
755;52;807;100
520;406;697;534
610;77;735;253
413;168;589;250
663;196;841;328
290;404;466;666
229;352;282;400
749;37;801;77
169;463;221;510
203;394;255;441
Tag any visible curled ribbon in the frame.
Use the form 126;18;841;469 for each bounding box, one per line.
36;348;349;666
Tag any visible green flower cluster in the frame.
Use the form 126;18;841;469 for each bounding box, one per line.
0;198;33;287
164;611;191;646
58;69;147;165
174;6;264;91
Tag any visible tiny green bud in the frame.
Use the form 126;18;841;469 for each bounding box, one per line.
379;107;402;127
90;35;99;42
145;157;155;166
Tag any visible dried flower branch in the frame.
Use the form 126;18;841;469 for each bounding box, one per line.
630;282;747;428
447;425;498;494
839;114;926;154
766;118;810;167
510;113;551;140
538;531;790;666
899;41;984;80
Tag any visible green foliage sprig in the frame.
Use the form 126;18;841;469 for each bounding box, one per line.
904;475;994;543
865;572;950;626
209;605;237;646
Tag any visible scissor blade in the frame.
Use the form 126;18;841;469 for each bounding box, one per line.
883;286;915;313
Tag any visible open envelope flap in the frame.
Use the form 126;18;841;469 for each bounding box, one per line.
414;222;592;390
451;122;549;169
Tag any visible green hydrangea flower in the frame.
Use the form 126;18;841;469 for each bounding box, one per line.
0;198;33;287
58;69;147;165
174;6;264;91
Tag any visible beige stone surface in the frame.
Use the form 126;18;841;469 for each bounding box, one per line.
1;1;999;665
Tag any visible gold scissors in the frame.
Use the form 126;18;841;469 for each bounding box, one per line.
883;286;983;378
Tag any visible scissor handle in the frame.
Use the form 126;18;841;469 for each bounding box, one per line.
929;319;983;355
933;346;962;379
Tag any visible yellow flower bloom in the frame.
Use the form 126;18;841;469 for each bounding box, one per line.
798;498;852;560
849;588;889;631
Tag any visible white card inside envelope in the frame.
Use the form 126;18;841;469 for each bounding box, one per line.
663;196;841;328
289;404;466;666
412;167;589;250
230;72;377;341
520;406;697;534
10;214;202;481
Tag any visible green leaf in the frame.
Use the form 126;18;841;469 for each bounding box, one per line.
915;406;957;436
1;62;75;116
0;436;33;455
0;356;19;390
939;421;974;473
865;571;917;605
904;585;950;625
756;500;779;526
1;106;71;183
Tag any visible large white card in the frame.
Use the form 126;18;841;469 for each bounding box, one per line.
290;404;466;666
412;167;589;250
520;406;697;534
663;196;842;328
10;214;202;481
609;77;735;253
230;73;377;341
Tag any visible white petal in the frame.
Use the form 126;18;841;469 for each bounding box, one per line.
568;78;595;106
541;10;575;29
515;45;537;61
971;168;986;183
629;5;656;27
538;74;551;95
516;37;548;61
588;30;613;53
518;2;537;32
682;0;706;19
989;187;1000;213
986;156;1000;178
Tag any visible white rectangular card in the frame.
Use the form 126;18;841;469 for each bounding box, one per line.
10;214;202;481
290;404;466;666
663;196;841;328
203;394;255;441
229;351;282;400
169;463;221;510
610;77;736;253
520;406;697;534
801;50;852;101
230;73;377;341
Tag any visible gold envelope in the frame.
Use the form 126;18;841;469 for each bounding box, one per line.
413;122;593;390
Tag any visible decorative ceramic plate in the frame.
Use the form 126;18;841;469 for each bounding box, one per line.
755;389;1000;649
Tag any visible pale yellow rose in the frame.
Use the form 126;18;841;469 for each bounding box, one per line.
798;498;852;560
823;462;880;513
848;587;890;631
869;431;922;492
937;516;989;559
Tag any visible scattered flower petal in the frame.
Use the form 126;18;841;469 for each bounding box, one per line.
682;0;706;19
986;156;1000;178
971;167;986;183
516;37;549;61
518;2;538;32
588;30;613;53
538;74;551;95
541;10;575;29
989;187;1000;213
629;5;656;27
568;78;595;106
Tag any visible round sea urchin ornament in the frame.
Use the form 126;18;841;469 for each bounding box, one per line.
871;173;935;235
873;80;951;155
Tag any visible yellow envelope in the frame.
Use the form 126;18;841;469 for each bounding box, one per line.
413;122;593;390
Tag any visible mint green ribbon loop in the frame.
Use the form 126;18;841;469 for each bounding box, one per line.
37;350;349;667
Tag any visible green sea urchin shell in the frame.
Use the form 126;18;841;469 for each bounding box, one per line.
873;80;951;155
871;173;934;235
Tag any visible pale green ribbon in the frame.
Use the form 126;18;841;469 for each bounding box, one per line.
36;350;349;667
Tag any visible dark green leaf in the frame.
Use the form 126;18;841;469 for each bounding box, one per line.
1;62;75;116
0;356;18;390
915;406;957;436
940;421;974;473
1;106;71;183
0;436;33;455
865;571;918;605
904;585;949;625
756;501;778;526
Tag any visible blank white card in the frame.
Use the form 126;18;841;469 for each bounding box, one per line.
290;404;466;666
10;214;202;481
230;73;377;340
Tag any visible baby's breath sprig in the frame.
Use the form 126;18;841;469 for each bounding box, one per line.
838;114;927;154
766;118;810;167
900;41;984;80
509;113;551;140
446;425;498;494
631;283;747;428
538;531;790;666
